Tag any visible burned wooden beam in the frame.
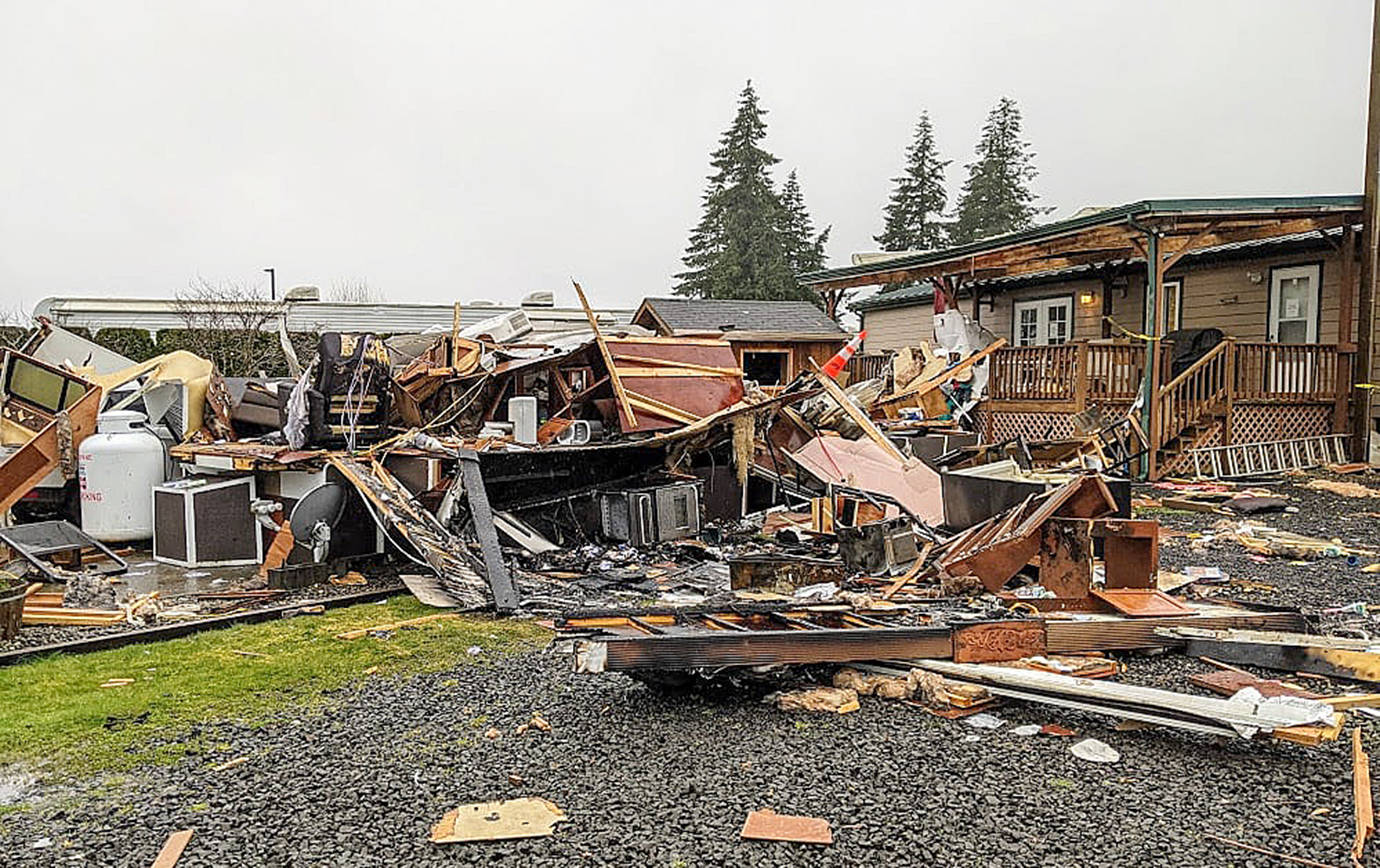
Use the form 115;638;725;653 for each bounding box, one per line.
1157;627;1380;684
557;605;952;673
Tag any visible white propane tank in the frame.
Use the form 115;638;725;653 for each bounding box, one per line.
79;410;167;541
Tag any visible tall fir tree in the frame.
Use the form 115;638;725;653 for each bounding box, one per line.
875;111;950;252
673;82;823;302
780;169;831;279
951;97;1048;245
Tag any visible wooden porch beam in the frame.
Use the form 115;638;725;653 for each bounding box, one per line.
1158;220;1221;274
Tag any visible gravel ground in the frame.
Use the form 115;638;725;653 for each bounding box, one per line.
0;648;1364;868
1150;468;1380;612
2;470;1379;867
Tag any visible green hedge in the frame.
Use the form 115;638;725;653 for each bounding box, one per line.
90;328;158;362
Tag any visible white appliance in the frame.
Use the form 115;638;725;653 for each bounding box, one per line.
507;397;538;444
460;309;533;343
78;410;167;542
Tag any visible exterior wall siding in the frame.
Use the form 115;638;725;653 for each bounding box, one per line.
860;304;935;353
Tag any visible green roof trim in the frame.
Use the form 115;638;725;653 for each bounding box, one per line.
804;195;1363;288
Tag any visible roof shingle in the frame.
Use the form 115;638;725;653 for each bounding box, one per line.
640;297;845;335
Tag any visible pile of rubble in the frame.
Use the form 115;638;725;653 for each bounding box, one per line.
1;291;1377;742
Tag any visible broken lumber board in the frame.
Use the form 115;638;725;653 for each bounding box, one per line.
1323;694;1380;710
740;808;833;845
1159;627;1380;684
430;797;568;843
807;357;906;463
336;613;462;640
573;280;638;431
151;829;193;868
1188;669;1321;699
1358;728;1375;866
1271;713;1344;746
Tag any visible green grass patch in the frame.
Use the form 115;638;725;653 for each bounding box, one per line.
0;597;546;776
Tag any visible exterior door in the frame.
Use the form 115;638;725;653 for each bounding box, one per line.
1013;297;1073;347
1269;265;1320;344
1268;264;1321;393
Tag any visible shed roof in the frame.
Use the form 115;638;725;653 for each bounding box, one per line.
634;297;845;336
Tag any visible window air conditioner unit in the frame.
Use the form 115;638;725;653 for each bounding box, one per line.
598;481;701;546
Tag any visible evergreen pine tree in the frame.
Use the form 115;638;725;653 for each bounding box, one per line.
951;98;1048;245
780;169;831;280
673;82;803;301
875;111;950;252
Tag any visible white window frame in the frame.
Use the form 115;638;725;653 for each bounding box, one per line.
1012;296;1074;347
1268;264;1321;344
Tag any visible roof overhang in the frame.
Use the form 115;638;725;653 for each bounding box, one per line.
804;196;1364;293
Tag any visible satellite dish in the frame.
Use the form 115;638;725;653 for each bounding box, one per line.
289;483;348;562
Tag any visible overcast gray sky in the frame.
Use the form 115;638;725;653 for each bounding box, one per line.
1;0;1372;315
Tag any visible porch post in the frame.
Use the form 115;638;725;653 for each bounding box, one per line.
1353;0;1380;462
1337;226;1357;434
1074;340;1089;414
1140;232;1161;480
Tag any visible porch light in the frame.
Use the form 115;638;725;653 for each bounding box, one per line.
1079;290;1097;306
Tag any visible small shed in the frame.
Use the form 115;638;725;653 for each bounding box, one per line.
631;298;848;388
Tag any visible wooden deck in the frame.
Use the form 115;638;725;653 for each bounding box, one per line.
982;339;1353;477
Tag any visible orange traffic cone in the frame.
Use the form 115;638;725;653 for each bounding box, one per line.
820;330;866;379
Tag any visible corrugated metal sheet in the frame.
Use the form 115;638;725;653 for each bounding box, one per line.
32;297;631;336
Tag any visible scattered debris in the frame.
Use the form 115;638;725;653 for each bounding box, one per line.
1354;728;1373;867
740;808;833;845
429;798;568;843
774;686;860;715
150;829;194;868
1070;738;1120;764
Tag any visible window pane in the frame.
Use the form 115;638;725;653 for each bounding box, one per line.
1278;320;1308;343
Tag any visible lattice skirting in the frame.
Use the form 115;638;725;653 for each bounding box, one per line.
1228;403;1335;445
981;410;1076;442
980;402;1133;444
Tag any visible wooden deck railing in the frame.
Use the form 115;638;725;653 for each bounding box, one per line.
846;351;892;383
1087;343;1147;402
989;344;1079;401
1154;340;1230;448
988;341;1145;404
1232;342;1350;402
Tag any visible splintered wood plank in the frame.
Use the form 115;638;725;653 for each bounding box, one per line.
573;280;638;431
807;357;906;463
150;829;193;868
740;808;833;845
1355;728;1374;867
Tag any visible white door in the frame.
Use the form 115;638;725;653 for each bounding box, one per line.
1269;265;1320;344
1268;264;1321;393
1013;297;1073;347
